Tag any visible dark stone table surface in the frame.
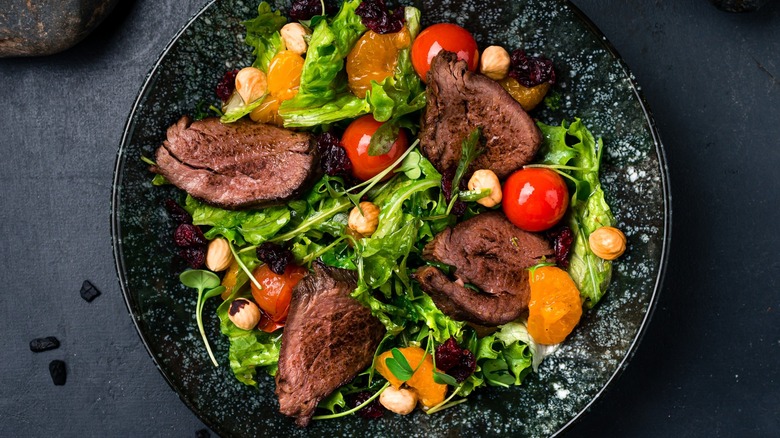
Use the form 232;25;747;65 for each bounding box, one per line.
1;1;778;436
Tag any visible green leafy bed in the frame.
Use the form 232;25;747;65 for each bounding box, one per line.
174;0;616;419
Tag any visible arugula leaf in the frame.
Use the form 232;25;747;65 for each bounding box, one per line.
317;390;346;414
368;120;400;156
537;119;615;307
452;128;484;195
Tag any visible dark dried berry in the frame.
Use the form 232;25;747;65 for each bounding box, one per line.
174;224;208;247
435;337;476;382
435;337;461;371
317;131;352;177
441;167;455;201
508;50;556;88
216;69;239;102
548;226;574;269
289;0;339;21
256;242;293;275
164;198;192;224
355;0;405;34
30;337;60;353
180;246;207;269
80;280;101;302
350;391;384;419
49;360;67;386
195;429;211;438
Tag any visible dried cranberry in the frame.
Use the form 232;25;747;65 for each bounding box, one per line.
355;0;405;34
164;198;192;224
49;360;67;386
30;337;60;353
508;50;556;88
435;337;462;371
548;226;574;268
350;391;384;419
317;131;352;177
449;349;476;382
215;69;239;102
289;0;338;21
435;337;476;382
80;280;102;302
256;242;293;275
174;224;207;247
180;246;206;269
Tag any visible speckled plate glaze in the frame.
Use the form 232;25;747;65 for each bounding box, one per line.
112;1;670;436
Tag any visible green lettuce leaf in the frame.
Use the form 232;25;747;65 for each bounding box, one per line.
216;291;281;385
184;195;290;245
538;119;615;307
243;2;287;71
279;5;426;127
280;0;366;113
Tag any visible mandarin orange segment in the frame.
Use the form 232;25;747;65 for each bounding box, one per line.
527;266;583;345
346;28;411;98
251;50;304;125
220;259;241;300
375;346;447;408
498;77;550;111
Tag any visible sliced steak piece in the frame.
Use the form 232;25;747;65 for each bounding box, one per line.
275;262;384;427
152;116;320;210
420;51;542;179
414;212;553;326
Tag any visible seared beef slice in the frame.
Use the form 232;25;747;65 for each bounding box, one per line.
153;116;319;209
276;263;384;426
420;51;542;179
415;212;553;326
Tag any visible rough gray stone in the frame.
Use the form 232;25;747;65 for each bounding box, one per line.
0;0;119;57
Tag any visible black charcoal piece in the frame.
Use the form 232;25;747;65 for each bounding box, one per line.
195;429;211;438
49;360;67;386
80;280;101;302
29;337;60;352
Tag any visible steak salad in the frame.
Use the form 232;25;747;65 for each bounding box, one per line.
148;0;625;425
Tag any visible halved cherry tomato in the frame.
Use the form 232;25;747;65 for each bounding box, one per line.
250;264;307;324
502;168;569;232
411;23;479;81
341;115;409;181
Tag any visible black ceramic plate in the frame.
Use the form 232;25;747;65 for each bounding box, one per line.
112;0;670;436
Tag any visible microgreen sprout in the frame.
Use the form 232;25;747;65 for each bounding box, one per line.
179;269;225;367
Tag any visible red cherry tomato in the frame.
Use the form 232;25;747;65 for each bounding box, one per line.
411;23;479;81
502;168;569;232
250;264;307;324
341;115;409;181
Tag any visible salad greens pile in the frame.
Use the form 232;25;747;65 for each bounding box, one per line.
172;0;617;420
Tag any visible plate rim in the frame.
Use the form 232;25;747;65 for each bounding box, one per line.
110;0;672;436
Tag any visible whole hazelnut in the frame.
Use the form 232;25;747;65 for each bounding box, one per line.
228;298;261;330
379;386;418;415
235;67;267;104
479;46;511;80
467;169;503;207
206;238;233;272
348;202;380;237
280;23;310;55
588;226;627;260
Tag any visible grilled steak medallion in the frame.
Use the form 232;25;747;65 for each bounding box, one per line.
152;116;320;209
420;51;542;179
415;212;554;326
275;262;384;426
